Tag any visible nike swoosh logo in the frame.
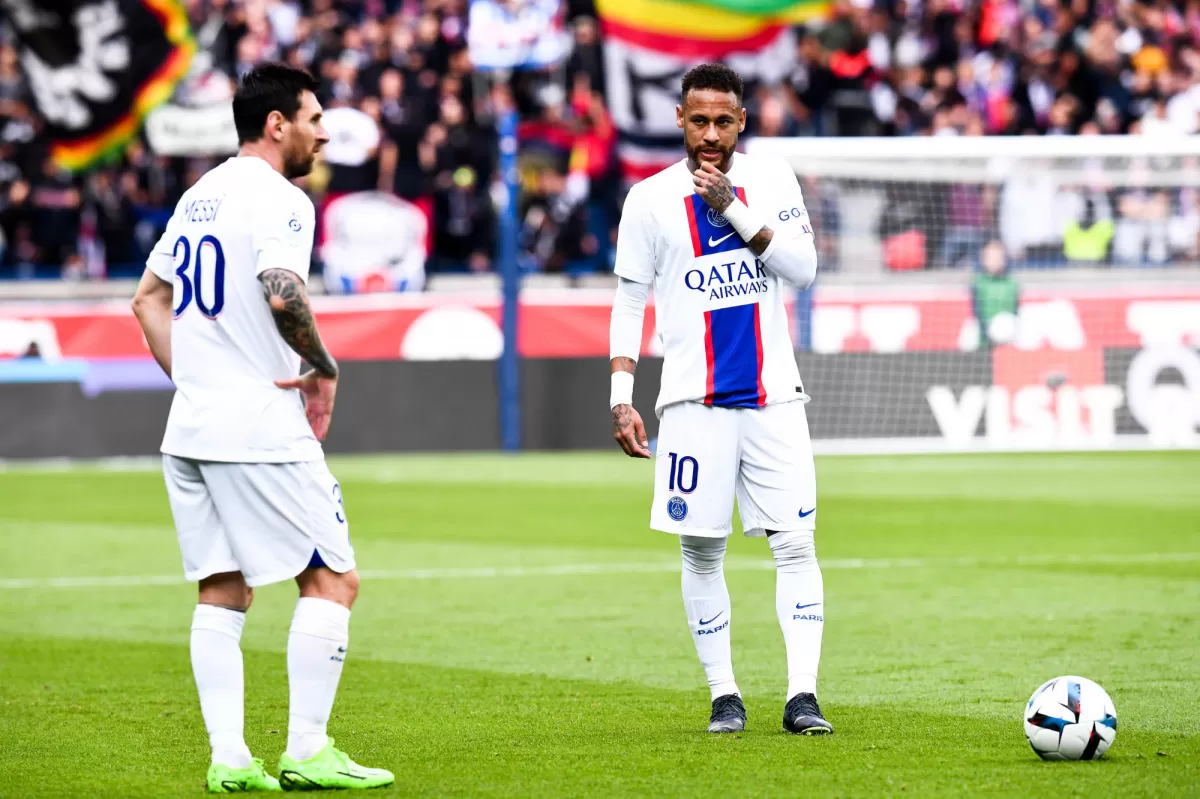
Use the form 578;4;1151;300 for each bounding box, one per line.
795;602;821;610
337;646;347;653
708;232;737;247
337;772;368;780
798;508;815;518
698;612;724;626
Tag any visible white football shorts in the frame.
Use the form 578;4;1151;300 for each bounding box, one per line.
163;455;356;587
650;400;817;538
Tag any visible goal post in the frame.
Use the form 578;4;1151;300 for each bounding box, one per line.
745;135;1200;454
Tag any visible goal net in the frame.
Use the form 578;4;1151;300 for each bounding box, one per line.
745;135;1200;454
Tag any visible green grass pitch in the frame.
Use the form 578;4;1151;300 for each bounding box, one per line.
1;451;1198;797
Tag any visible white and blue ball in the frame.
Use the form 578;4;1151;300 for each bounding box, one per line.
1024;676;1117;761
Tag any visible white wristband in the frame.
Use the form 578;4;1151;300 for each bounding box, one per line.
610;371;635;409
720;199;767;243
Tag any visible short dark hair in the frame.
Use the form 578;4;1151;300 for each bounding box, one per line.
681;63;744;106
232;62;319;144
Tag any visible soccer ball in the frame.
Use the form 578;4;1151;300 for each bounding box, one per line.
1024;676;1117;761
986;311;1018;345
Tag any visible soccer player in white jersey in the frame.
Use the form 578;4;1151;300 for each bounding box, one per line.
131;63;394;792
608;64;830;736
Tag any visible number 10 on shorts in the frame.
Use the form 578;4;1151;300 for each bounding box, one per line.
666;452;699;494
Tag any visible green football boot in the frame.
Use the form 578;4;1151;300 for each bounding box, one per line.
278;738;394;791
207;758;282;793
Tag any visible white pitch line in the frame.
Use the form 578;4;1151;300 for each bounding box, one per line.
0;552;1197;590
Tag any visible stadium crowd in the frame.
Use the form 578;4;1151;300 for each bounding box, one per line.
2;0;1200;281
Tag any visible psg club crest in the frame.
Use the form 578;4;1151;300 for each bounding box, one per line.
706;207;729;228
667;496;688;522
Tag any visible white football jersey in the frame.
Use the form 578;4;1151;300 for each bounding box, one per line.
146;156;321;463
614;154;814;415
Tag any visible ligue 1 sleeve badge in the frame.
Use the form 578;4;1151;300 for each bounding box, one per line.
667;496;688;521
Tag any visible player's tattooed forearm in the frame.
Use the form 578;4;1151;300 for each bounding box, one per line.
258;269;339;379
747;225;773;256
612;357;637;375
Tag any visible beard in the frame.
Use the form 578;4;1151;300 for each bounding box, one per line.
282;151;316;180
281;138;318;179
685;140;734;171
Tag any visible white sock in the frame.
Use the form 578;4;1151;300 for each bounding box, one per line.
191;604;253;768
286;597;351;761
680;535;739;700
770;530;824;701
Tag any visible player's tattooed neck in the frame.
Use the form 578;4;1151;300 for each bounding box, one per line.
258;268;339;379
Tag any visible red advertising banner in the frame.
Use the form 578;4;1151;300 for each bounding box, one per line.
1;285;1198;361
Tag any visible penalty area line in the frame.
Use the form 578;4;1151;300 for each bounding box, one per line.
0;551;1197;590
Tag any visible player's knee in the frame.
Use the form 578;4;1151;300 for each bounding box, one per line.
341;569;361;606
327;569;359;609
681;535;726;576
297;566;359;609
768;529;817;571
197;572;252;611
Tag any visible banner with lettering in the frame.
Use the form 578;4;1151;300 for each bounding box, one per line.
597;0;827;181
1;0;194;171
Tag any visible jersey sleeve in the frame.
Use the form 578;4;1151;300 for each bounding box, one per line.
613;186;656;284
253;188;316;280
145;213;181;283
772;159;814;236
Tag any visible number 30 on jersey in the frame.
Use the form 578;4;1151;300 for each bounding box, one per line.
173;235;226;318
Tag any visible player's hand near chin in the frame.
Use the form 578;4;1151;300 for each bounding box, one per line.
276;371;337;441
692;161;736;212
612;403;651;458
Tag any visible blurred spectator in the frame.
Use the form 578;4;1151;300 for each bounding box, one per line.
972;239;1020;348
321;101;381;196
568;85;616;272
0;45;32;124
430;94;492;188
803;176;840;272
1113;188;1171;266
1000;168;1062;264
376;69;431;201
1063;198;1115;264
87;171;138;269
938;181;992;269
787;30;835;136
879;182;927;271
432;166;493;273
29;159;81;268
565;17;605;95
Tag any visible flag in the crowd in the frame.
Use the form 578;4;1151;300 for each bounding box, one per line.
596;0;828;181
679;0;821;14
467;0;572;71
1;0;194;171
